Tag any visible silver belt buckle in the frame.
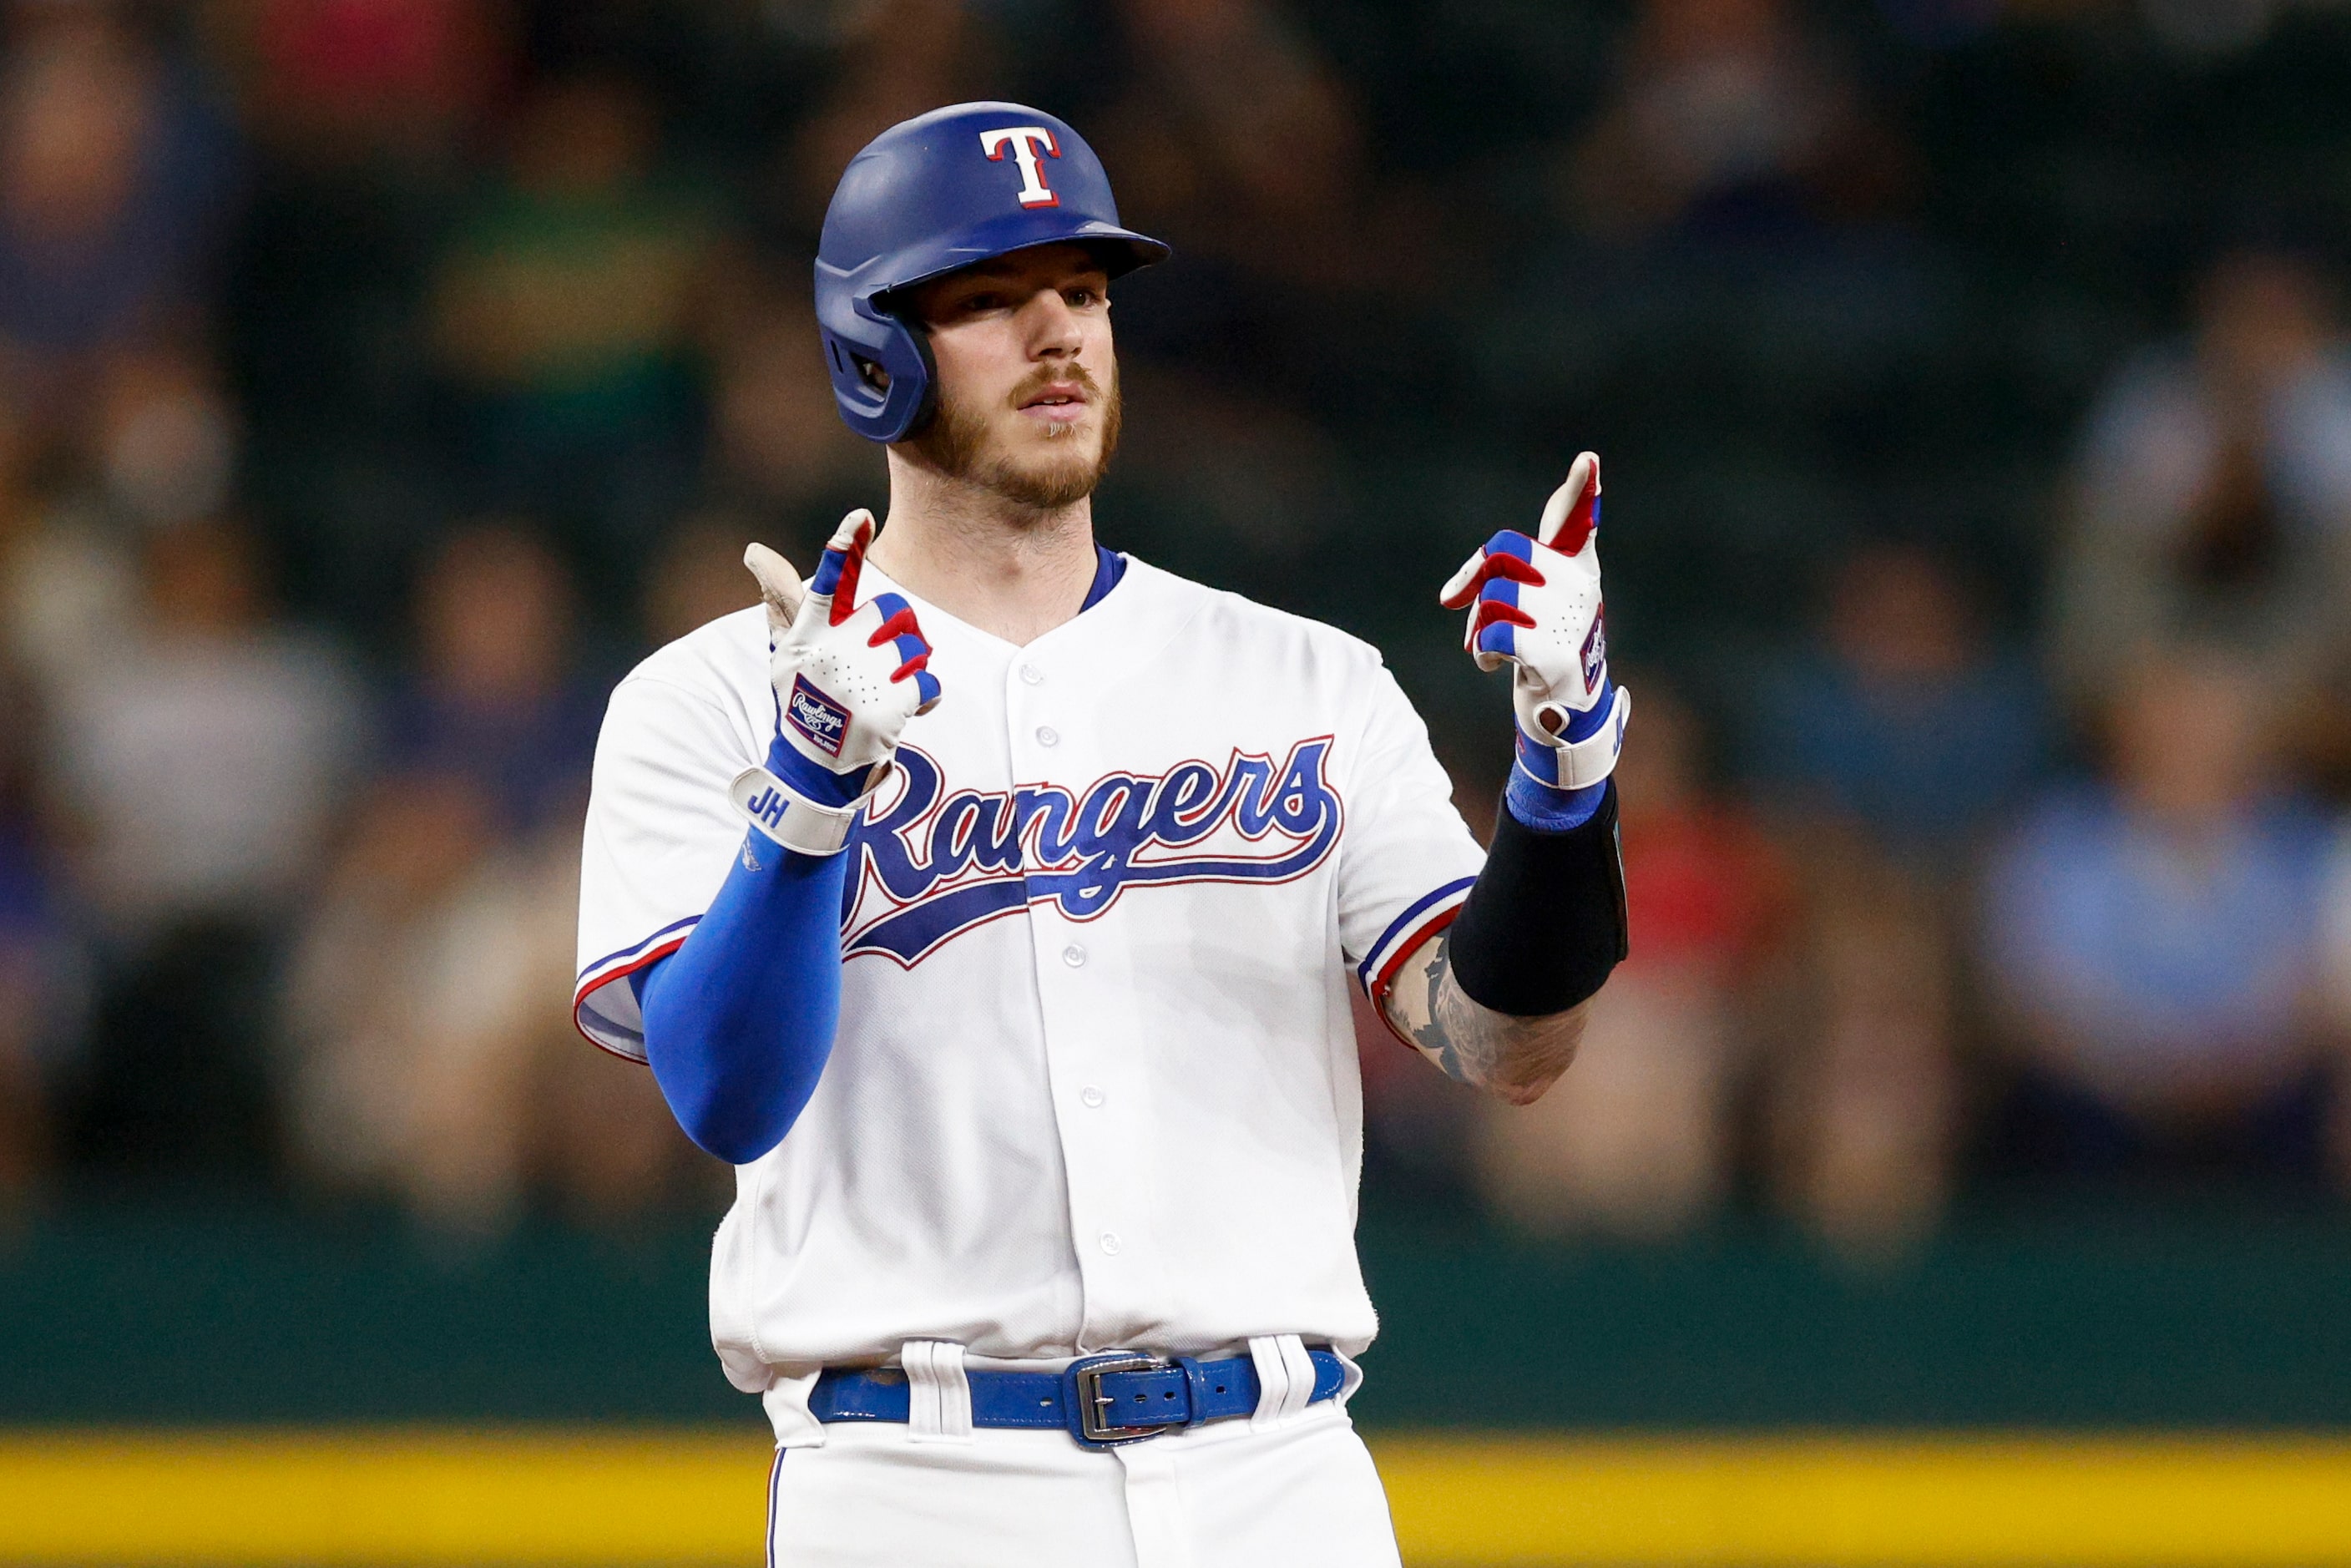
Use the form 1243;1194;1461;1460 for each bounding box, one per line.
1064;1351;1181;1449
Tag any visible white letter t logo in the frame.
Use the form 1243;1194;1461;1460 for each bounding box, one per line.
979;126;1062;209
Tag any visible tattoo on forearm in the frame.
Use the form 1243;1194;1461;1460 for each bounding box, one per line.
1383;931;1589;1105
1406;937;1469;1082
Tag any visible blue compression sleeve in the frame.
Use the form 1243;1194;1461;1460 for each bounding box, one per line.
629;832;849;1165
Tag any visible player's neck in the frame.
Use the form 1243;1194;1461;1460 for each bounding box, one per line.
867;460;1099;646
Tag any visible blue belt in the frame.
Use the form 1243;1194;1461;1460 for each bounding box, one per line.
811;1348;1347;1449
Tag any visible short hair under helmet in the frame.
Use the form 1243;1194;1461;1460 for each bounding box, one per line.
815;103;1170;443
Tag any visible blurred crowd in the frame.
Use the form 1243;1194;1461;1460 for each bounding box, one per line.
3;0;2351;1252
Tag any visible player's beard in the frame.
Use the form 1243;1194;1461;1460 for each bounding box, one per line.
909;362;1122;510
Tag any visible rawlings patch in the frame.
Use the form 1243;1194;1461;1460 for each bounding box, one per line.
786;674;850;757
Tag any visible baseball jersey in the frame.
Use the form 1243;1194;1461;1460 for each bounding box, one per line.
574;554;1483;1426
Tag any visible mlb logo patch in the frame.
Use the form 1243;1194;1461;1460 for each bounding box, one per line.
787;675;851;757
1581;607;1608;694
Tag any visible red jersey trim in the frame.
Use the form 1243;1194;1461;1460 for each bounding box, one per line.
1365;898;1469;1053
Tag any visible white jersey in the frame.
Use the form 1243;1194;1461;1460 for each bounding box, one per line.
574;555;1482;1436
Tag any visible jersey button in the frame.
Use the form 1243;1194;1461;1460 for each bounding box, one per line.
1080;1085;1105;1108
1099;1232;1122;1256
1019;664;1044;686
1036;725;1060;747
1062;943;1086;968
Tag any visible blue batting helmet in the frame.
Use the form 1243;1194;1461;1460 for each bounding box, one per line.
815;103;1170;443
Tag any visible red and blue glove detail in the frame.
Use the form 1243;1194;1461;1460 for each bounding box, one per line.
1440;451;1631;833
735;509;942;852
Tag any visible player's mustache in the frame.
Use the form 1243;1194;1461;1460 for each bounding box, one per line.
1006;363;1105;407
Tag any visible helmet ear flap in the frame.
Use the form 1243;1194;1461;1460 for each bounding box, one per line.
816;291;936;443
881;313;938;440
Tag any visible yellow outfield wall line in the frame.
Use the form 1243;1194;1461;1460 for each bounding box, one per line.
3;1429;2351;1565
0;1430;762;1565
1375;1434;2351;1566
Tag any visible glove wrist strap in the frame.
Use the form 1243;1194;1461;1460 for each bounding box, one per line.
1519;684;1631;792
730;766;861;857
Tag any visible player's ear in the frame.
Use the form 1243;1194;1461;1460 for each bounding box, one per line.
743;542;806;632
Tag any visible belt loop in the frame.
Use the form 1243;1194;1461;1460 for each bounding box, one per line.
1275;1336;1317;1420
1246;1334;1309;1430
902;1340;973;1443
1331;1347;1365;1407
1175;1355;1214;1429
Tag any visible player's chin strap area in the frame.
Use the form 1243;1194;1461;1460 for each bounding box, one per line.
731;765;862;857
809;1348;1347;1450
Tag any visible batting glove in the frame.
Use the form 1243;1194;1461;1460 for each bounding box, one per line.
731;508;942;857
1439;451;1631;832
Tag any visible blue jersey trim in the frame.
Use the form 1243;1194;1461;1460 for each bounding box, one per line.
1358;875;1479;989
1081;546;1127;612
577;914;704;983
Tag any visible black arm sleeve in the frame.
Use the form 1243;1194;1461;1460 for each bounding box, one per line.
1444;781;1629;1017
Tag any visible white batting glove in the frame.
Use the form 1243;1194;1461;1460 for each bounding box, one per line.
731;508;942;857
1440;452;1631;827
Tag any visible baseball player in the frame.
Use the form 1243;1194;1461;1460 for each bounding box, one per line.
574;103;1629;1568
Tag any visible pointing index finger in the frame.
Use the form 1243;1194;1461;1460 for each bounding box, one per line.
808;509;877;626
1536;452;1601;555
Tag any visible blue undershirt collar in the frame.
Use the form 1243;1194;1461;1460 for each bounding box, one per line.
1081;546;1127;613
